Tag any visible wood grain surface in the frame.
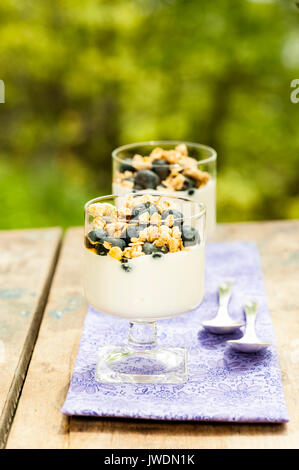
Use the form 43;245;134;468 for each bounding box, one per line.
6;221;299;449
0;228;61;448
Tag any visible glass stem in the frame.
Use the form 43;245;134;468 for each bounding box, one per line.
128;321;157;351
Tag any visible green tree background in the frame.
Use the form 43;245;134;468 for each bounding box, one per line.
0;0;298;229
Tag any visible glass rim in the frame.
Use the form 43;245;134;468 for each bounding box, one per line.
112;140;217;167
85;192;206;222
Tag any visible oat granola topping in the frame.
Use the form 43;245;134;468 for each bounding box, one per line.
86;195;200;262
114;144;211;192
88;202;117;218
92;216;106;230
108;246;123;261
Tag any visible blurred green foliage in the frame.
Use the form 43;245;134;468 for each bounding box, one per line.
0;0;298;229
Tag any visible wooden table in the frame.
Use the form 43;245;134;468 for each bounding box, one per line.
0;228;61;448
1;221;299;448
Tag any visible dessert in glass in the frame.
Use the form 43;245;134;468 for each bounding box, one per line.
84;192;206;384
112;141;216;236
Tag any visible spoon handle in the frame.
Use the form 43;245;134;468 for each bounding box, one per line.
243;300;259;339
217;280;233;320
219;280;233;307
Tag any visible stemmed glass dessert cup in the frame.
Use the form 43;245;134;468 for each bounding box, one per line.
84;192;206;384
112;140;216;236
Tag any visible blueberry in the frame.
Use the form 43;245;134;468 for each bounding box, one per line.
131;203;148;218
152;252;164;259
146;203;159;216
130;217;149;231
96;244;109;256
181;225;200;247
142;242;169;255
131;202;158;219
182;176;197;191
188;188;195;196
161;209;184;227
119;159;135;173
102;237;127;250
134;170;160;189
126;224;144;240
142;242;159;255
152;160;170;181
121;263;133;272
133;185;143;191
88;229;108;244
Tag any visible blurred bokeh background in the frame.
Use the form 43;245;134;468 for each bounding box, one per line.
0;0;298;229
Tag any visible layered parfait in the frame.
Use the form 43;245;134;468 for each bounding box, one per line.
112;141;216;236
84;193;206;321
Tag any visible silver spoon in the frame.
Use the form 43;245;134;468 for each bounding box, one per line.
201;280;245;334
227;300;272;352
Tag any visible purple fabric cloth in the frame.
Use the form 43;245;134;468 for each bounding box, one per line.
61;242;289;422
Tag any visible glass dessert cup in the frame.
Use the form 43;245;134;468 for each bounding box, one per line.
112;140;216;236
84;192;206;384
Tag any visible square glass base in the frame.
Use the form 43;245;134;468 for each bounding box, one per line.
95;345;188;384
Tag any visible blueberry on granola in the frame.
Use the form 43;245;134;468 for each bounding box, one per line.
103;237;127;250
126;223;144;240
181;225;200;247
151;159;170;181
142;242;158;255
161;209;184;227
182;176;197;191
131;202;155;218
147;203;159;216
142;242;169;255
88;229;108;244
132;202;149;219
119;158;135;173
134;170;160;189
133;184;143;191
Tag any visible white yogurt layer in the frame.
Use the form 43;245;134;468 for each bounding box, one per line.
84;245;205;322
112;179;216;236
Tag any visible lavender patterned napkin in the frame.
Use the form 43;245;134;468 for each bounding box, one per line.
62;242;289;423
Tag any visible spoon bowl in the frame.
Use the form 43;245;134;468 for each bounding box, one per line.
227;300;272;353
227;338;271;353
201;319;245;335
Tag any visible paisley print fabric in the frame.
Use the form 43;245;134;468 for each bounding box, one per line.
61;242;289;423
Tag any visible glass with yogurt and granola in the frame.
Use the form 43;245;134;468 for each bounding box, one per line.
84;192;206;384
112;141;216;236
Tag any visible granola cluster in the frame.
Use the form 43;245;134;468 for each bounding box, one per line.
85;194;200;267
114;144;211;194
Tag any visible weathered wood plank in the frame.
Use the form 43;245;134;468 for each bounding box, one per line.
6;228;86;449
0;228;61;448
7;221;299;448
